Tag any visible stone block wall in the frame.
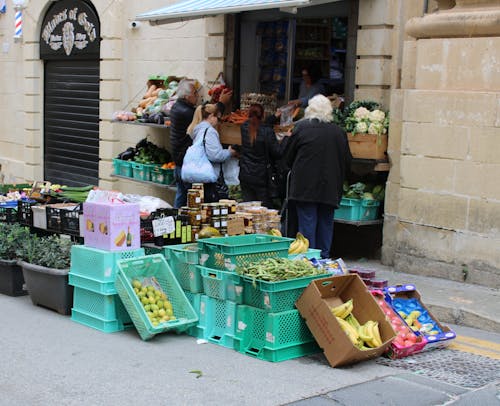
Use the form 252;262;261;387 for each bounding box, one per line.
383;3;500;288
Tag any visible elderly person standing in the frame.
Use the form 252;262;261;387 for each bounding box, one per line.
285;94;352;258
169;79;232;208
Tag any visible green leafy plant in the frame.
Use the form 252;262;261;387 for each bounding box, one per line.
16;234;73;269
0;223;32;261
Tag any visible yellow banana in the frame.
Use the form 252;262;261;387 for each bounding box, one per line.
297;232;309;251
358;323;374;346
336;316;360;346
345;313;360;329
288;238;304;254
268;228;282;237
330;299;353;319
365;320;382;347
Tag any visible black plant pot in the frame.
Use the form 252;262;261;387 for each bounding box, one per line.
19;261;73;315
0;259;28;296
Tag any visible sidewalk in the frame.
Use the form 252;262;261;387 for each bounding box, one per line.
345;258;500;333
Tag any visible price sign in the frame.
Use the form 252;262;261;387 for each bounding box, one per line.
152;216;175;237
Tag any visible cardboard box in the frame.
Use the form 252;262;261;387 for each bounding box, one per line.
226;215;245;236
83;201;140;251
295;274;396;367
347;133;388;160
385;284;456;351
219;123;242;145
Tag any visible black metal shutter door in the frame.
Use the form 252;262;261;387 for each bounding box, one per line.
44;60;99;186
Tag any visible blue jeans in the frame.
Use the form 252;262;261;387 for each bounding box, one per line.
295;201;335;259
174;166;191;208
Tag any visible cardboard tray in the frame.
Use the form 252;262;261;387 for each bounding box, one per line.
296;274;396;367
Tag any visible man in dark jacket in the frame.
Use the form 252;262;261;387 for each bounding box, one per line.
285;94;352;258
170;79;231;208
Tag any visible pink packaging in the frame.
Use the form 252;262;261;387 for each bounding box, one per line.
83;201;140;251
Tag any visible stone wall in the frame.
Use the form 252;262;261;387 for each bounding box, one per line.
383;1;500;288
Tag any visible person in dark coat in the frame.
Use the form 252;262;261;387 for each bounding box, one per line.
285;94;352;258
239;103;285;209
169;79;231;208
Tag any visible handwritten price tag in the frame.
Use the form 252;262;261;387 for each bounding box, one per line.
152;216;175;237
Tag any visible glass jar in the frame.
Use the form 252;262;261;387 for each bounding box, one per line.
188;189;202;208
188;208;202;227
191;226;200;241
211;216;221;229
192;183;204;202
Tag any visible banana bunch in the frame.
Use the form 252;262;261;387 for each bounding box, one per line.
331;299;383;349
288;232;309;254
268;228;282;237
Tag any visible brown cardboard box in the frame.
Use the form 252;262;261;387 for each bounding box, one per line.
227;215;245;236
219;123;242;145
295;274;396;367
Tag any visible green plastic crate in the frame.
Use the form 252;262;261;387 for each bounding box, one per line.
70;245;144;285
112;158;133;177
359;199;381;221
164;244;202;293
198;266;243;303
69;272;116;295
241;273;328;313
196;295;238;349
72;286;131;323
131;162;156;181
71;308;133;333
151;167;174;185
288;248;322;260
234;305;320;362
115;255;198;341
183;290;204;338
333;198;361;221
198;234;292;271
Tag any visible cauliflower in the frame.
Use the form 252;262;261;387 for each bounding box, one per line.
368;122;384;135
355;121;368;133
353;107;370;120
368;109;385;123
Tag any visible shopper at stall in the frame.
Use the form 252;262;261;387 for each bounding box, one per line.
186;103;238;203
170;79;232;208
238;103;287;209
285;94;351;258
289;64;326;108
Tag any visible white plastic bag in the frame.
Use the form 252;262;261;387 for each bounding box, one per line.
223;157;240;185
122;194;171;213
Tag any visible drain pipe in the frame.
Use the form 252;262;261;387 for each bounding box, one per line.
423;0;428;16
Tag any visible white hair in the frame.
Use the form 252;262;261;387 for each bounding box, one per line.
176;79;196;99
304;94;333;123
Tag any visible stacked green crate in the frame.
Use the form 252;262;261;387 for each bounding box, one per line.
69;245;144;332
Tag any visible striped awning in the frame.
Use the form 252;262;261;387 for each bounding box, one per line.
136;0;319;24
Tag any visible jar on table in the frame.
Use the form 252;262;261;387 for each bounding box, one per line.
191;226;200;241
188;189;202;208
188;208;202;227
192;183;204;202
211;216;221;229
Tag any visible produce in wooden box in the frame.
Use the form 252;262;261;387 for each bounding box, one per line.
330;299;384;349
132;278;176;327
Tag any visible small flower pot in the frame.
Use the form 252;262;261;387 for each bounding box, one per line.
0;259;28;297
19;261;73;315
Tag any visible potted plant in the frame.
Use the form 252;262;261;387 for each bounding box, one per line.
16;233;75;315
0;223;31;296
333;100;390;160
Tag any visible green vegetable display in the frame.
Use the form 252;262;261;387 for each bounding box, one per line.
235;258;326;282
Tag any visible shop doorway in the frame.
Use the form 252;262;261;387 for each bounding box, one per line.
40;0;100;186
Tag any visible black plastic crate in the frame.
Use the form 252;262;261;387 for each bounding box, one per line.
45;204;80;233
60;204;82;236
17;199;38;226
0;206;18;224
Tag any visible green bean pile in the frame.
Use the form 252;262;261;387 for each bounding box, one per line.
236;258;326;282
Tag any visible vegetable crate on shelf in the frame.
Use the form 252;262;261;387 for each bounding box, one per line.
198;266;243;303
197;234;292;271
234;305;320;362
17;199;38;226
69;245;145;295
112;158;133;177
71;286;133;333
0;202;18;224
347;133;388;160
131;163;157;182
150;167;174;185
115;255;198;341
334;198;380;221
195;295;238;349
241;273;328;313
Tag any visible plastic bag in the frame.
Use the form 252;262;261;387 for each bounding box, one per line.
279;104;295;127
222;157;240;185
122;194;171;213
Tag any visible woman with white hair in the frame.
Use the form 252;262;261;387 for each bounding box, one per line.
285;94;352;258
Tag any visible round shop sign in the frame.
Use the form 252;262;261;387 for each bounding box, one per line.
40;0;100;59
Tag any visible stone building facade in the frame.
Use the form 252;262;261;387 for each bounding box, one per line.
0;0;497;286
